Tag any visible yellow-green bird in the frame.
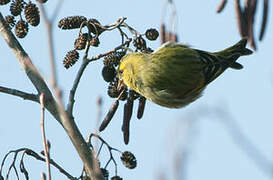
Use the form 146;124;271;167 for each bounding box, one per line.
118;38;252;108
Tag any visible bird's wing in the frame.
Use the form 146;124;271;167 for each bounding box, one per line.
153;42;190;54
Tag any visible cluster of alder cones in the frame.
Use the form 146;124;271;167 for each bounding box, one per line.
0;0;47;38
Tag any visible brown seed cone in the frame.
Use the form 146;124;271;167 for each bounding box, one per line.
100;168;109;179
5;15;15;28
0;0;10;5
107;82;119;98
10;0;24;16
74;33;88;50
63;50;79;69
120;151;137;169
111;176;123;180
133;36;146;50
15;19;28;38
103;51;126;67
145;28;159;41
102;66;116;82
90;37;100;47
58;16;87;30
24;1;40;26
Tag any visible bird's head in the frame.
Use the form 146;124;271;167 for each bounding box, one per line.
117;53;142;91
117;54;131;91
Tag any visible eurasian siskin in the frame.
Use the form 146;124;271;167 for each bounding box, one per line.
118;38;252;108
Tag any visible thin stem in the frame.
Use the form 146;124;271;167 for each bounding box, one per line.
0;12;60;122
0;12;102;180
1;148;77;179
97;142;104;158
0;85;39;102
66;57;89;118
40;94;52;180
103;17;127;30
39;3;58;90
50;0;64;22
87;39;131;63
67;39;130;119
87;134;121;175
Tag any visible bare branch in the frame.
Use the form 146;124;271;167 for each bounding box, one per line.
88;40;131;63
51;0;64;22
0;12;60;122
0;85;39;102
0;12;103;180
0;148;77;180
66;39;131;119
39;3;59;90
40;94;52;180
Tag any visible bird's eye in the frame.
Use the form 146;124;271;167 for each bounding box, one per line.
119;70;124;74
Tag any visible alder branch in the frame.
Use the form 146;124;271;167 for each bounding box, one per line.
39;0;64;91
66;36;131;119
66;17;129;119
0;85;39;102
0;13;60;122
0;148;77;180
0;12;103;180
40;94;52;180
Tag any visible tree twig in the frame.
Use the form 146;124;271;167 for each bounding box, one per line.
40;93;51;180
0;12;60;122
50;0;64;22
0;148;77;180
66;18;132;119
66;39;131;119
39;1;63;95
0;12;103;180
0;85;39;102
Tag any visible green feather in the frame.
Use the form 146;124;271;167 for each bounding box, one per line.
119;38;252;108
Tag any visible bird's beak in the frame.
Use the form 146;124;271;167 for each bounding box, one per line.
117;79;124;92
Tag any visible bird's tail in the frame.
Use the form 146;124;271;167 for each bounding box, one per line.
196;38;253;84
214;37;253;69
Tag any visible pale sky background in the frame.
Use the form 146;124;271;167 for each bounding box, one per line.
1;1;273;180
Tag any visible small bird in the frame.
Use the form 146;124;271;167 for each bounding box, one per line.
118;38;252;108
